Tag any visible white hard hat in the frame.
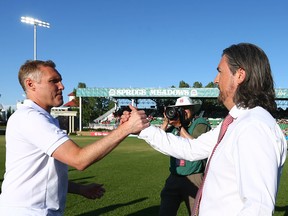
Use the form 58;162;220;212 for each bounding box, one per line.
173;96;202;113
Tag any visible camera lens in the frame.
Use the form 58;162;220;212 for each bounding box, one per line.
165;107;179;120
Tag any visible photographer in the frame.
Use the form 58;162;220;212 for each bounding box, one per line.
159;96;210;216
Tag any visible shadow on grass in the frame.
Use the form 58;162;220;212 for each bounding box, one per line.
126;205;159;216
69;176;98;185
275;205;288;216
76;197;159;216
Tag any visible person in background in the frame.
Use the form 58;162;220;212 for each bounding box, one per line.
123;43;287;215
159;96;210;216
0;60;149;215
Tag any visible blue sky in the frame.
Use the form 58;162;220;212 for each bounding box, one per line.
0;0;287;108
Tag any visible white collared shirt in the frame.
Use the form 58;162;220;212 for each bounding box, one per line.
0;99;69;215
139;106;287;216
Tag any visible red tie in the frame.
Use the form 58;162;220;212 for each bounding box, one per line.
191;114;234;216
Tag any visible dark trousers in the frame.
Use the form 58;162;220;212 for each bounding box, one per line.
159;173;203;216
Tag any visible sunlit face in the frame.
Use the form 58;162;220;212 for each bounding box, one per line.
27;66;64;112
214;55;238;110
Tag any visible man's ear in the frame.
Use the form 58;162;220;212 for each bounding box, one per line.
25;78;35;91
236;68;246;84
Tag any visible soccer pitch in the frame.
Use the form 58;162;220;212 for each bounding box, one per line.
0;135;287;215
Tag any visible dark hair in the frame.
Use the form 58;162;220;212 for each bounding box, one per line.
223;43;276;114
18;60;56;91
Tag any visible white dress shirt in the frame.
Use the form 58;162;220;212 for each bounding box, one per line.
138;106;287;216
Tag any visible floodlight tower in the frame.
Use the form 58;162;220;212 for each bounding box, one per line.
20;16;50;60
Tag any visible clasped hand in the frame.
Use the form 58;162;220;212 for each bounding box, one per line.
120;104;150;134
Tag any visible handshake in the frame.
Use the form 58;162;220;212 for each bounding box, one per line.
119;104;150;135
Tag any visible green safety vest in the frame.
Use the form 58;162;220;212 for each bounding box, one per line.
169;117;211;176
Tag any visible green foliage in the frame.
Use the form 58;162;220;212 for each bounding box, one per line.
75;82;116;127
205;81;217;88
192;81;203;88
179;80;190;88
78;82;87;88
6;106;15;120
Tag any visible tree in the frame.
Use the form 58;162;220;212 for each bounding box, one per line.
75;82;115;127
77;82;86;88
6;106;15;120
179;80;190;88
192;81;203;88
205;82;217;88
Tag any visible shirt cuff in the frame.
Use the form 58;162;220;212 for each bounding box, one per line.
138;125;157;139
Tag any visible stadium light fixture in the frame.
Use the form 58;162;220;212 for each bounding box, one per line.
20;16;50;60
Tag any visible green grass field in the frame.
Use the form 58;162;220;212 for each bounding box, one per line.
0;135;288;216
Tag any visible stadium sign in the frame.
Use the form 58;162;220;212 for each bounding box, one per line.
76;87;220;98
76;87;288;99
275;88;288;99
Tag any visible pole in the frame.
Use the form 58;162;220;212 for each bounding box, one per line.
21;17;50;60
34;24;37;60
79;97;82;131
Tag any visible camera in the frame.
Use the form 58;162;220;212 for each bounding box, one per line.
165;106;185;121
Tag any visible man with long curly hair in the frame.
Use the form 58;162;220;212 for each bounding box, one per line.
124;43;287;215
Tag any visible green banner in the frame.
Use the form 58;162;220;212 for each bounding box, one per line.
76;87;288;99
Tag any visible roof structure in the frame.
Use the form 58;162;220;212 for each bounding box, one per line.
63;99;78;107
